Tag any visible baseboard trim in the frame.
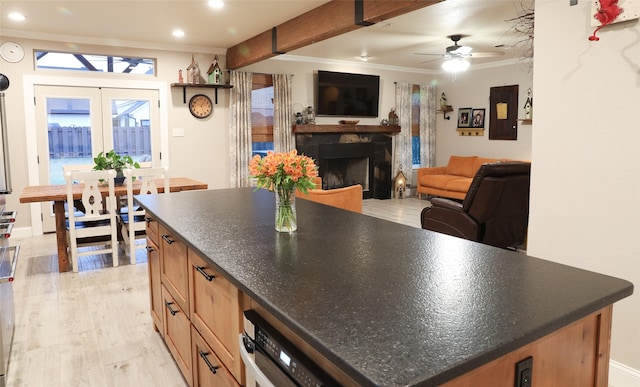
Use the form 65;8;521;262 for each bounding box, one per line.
610;360;640;387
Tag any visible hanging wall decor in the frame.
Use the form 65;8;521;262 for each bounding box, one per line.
589;0;639;41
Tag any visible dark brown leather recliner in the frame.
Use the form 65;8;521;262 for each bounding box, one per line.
420;161;531;249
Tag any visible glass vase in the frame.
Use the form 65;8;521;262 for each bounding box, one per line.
275;189;297;233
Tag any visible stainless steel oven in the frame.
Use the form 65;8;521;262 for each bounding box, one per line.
239;310;338;387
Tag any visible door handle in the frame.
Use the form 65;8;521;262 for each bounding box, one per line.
165;301;178;316
198;351;219;374
194;265;215;281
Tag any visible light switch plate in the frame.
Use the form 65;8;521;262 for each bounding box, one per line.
173;127;185;137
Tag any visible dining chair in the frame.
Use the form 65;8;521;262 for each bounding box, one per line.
65;169;119;272
62;164;94;215
121;167;170;264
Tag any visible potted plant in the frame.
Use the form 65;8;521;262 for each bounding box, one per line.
93;150;140;185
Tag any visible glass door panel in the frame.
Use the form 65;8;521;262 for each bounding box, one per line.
101;88;160;168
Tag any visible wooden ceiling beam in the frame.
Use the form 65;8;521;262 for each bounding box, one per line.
226;0;440;70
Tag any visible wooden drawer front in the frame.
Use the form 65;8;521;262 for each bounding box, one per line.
147;237;163;334
162;286;192;386
191;327;241;387
160;224;189;313
189;249;243;383
146;215;159;245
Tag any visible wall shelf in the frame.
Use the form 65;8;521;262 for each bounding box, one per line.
457;128;485;136
293;124;400;134
436;105;454;120
170;83;233;104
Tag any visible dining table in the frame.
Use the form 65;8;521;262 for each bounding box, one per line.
20;177;208;272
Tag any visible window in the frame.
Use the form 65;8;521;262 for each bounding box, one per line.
252;74;274;157
36;50;155;75
411;84;421;167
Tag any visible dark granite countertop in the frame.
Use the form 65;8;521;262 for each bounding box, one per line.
135;188;633;387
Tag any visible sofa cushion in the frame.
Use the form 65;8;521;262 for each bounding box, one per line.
445;156;477;177
419;174;464;190
445;177;474;193
472;157;503;176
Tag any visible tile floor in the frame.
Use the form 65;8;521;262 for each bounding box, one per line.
6;197;429;387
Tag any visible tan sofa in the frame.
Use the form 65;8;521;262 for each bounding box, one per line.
416;155;506;200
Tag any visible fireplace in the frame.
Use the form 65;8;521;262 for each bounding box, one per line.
319;143;374;198
295;124;396;199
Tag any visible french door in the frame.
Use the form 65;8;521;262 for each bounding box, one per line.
34;85;160;232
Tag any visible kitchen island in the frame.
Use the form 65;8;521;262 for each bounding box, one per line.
136;188;633;386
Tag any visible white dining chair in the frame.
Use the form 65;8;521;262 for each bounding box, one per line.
65;169;119;272
121;167;170;264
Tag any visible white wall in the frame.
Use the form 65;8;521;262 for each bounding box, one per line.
433;64;533;165
528;0;639;376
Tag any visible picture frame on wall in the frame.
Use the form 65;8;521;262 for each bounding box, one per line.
472;108;486;128
457;108;472;128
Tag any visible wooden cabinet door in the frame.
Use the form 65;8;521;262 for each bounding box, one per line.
147;237;163;334
146;214;160;245
160;223;189;314
189;249;243;383
162;285;193;386
192;327;241;387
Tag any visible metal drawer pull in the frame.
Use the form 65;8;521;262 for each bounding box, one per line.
162;234;174;244
194;265;215;281
165;301;178;316
145;246;155;253
199;350;219;374
145;217;153;223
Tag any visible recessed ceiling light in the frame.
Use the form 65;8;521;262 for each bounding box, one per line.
8;12;26;21
360;55;370;62
208;0;224;9
173;29;185;38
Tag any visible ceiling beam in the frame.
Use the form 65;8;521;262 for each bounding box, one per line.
226;0;441;70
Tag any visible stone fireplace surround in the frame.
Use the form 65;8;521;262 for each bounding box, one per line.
294;124;400;199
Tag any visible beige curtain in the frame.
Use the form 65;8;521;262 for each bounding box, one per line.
420;84;437;168
393;82;413;186
229;71;253;188
272;74;295;152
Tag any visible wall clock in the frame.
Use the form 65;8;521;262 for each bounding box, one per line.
188;94;213;119
0;41;24;63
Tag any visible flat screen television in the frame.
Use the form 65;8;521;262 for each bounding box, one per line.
316;70;380;117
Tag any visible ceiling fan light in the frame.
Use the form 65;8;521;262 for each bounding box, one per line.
442;58;470;73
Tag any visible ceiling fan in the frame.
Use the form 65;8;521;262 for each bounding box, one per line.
414;34;504;71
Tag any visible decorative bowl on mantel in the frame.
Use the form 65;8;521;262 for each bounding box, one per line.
339;120;359;125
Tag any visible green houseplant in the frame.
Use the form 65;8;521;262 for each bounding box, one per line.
93;150;140;184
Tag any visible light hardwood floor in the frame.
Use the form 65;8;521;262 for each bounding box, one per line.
7;197;430;387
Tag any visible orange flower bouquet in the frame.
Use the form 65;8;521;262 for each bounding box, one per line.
249;150;318;232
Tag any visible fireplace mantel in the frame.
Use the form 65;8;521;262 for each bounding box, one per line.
293;124;400;134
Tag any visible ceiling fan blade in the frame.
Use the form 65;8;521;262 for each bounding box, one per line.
420;57;445;64
469;51;505;58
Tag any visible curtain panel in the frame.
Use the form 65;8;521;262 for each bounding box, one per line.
229;71;253;188
420;84;436;168
272;74;295;152
393;83;413;186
